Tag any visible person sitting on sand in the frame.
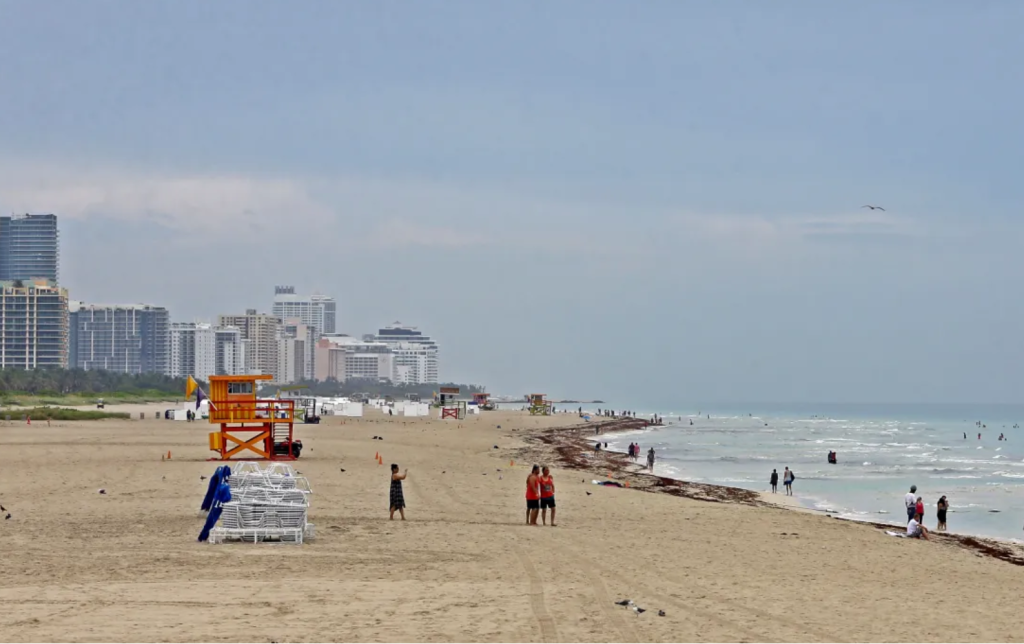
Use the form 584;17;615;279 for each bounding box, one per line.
770;469;779;494
539;466;556;527
907;513;930;540
526;465;541;526
389;464;408;521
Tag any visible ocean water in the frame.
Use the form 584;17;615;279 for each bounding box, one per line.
596;404;1024;542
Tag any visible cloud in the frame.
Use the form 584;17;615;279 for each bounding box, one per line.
0;161;335;239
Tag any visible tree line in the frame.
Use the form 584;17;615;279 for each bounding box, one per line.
0;368;485;400
0;368;199;396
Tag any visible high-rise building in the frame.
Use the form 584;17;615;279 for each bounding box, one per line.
218;309;279;380
272;286;337;335
0;279;69;369
0;214;60;283
68;303;170;374
375;322;439;384
277;319;315;384
169;322;246;382
314;335;393;383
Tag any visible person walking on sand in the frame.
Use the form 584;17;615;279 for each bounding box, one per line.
526;465;541;525
904;485;918;523
389;464;408;521
936;495;948;532
539;466;556;527
783;467;794;495
770;469;779;494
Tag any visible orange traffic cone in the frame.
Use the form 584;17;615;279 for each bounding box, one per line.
378;455;383;465
167;451;172;460
375;451;379;460
510;460;514;467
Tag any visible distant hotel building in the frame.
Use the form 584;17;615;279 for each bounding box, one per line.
218;310;279;381
272;286;336;335
169;322;246;383
68;303;170;374
0;214;59;283
0;279;69;369
277;319;316;384
314;335;394;383
311;323;439;385
375;322;439;384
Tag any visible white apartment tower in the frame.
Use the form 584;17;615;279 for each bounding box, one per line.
374;322;439;384
217;310;279;380
272;286;336;336
169;322;246;383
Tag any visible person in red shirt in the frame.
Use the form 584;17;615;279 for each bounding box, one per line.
539;466;556;527
525;465;541;525
916;497;925;524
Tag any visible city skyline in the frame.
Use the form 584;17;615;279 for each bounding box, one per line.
3;3;1023;403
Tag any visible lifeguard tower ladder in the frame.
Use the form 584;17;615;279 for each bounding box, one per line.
207;374;300;461
528;393;552;416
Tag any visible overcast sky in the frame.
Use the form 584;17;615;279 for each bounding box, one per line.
2;1;1022;406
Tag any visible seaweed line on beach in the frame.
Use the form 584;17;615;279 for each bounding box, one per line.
513;417;1024;568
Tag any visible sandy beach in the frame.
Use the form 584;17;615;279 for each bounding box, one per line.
3;406;1024;642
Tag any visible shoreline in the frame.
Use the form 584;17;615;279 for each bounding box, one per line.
514;416;1024;567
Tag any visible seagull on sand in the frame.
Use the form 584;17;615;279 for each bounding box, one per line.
861;205;886;211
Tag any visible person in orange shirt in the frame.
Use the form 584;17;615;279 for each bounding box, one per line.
526;465;541;525
539;466;556;527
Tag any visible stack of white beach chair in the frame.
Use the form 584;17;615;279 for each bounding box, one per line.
208;462;315;545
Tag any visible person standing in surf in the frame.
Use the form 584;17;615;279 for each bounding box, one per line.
770;469;779;494
783;467;794;496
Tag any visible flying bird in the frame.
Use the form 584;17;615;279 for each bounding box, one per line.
861;205;886;211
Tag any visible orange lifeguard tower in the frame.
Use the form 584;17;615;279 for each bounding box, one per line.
206;374;301;461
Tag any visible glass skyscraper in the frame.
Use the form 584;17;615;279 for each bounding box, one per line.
0;214;60;283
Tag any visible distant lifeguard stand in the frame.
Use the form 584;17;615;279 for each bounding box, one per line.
439;386;466;420
207;375;301;461
528;394;552;416
472;393;494;411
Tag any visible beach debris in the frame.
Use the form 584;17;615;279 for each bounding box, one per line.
658;610;666;617
441;471;446;474
339;468;346;472
0;504;6;512
4;513;10;520
493;445;499;449
200;475;207;481
614;600;632;606
98;489;106;495
586;491;592;496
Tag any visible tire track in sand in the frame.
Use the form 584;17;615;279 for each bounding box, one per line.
513;545;560;642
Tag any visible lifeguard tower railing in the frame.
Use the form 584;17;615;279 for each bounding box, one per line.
208;400;296;424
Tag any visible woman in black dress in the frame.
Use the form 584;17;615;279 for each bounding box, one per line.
390;463;408;520
936;495;948;532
